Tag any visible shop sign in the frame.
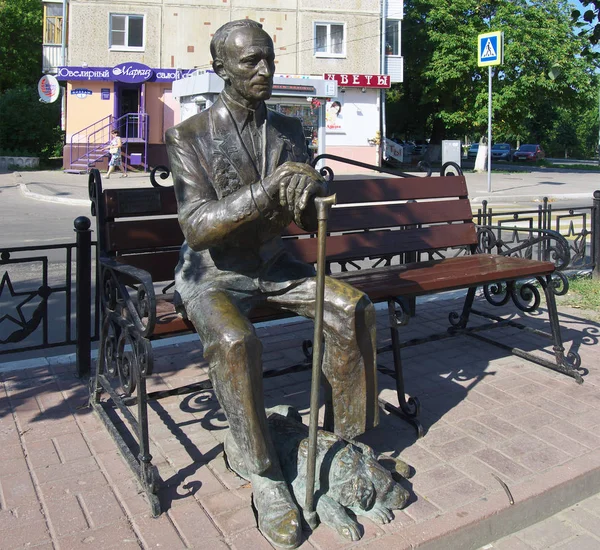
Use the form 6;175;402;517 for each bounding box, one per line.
154;69;197;81
38;74;60;103
71;88;92;99
56;66;196;82
112;62;153;83
101;88;110;100
272;84;316;94
57;67;111;80
323;73;391;89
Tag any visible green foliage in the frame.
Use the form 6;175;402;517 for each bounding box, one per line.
0;88;63;160
0;0;43;93
389;0;599;155
571;0;600;60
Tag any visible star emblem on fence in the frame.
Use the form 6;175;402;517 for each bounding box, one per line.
0;271;49;344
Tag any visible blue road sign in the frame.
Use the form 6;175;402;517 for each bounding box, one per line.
478;31;503;67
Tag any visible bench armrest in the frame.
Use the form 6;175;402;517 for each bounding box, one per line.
99;256;157;338
476;225;571;271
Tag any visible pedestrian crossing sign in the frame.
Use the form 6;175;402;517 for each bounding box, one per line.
478;31;503;67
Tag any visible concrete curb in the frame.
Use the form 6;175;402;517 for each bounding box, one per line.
19;182;91;206
414;451;600;550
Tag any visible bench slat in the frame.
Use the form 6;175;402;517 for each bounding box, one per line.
284;199;473;236
149;254;555;336
329;176;468;203
101;176;468;219
106;218;183;252
104;188;179;218
285;223;479;264
335;255;555;300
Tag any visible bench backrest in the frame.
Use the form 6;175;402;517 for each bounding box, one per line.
93;174;475;282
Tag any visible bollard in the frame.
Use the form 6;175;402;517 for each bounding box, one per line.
75;216;92;377
593;191;600;280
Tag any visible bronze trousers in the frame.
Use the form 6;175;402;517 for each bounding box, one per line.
181;255;379;476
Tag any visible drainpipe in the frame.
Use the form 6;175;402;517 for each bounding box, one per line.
380;0;387;166
61;0;68;66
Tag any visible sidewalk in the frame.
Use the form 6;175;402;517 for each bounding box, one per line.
1;295;599;549
8;165;600;207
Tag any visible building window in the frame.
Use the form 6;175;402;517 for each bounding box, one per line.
385;20;400;56
314;22;345;57
43;4;63;45
110;14;144;50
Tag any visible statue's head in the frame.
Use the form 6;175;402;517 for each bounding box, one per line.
211;20;275;107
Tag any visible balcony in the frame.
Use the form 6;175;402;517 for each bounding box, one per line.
385;56;404;83
43;44;64;74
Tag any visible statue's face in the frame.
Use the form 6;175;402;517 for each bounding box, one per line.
220;26;275;105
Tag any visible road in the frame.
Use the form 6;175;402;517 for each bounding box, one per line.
0;175;90;249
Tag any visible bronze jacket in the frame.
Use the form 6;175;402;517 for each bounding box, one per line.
166;95;309;284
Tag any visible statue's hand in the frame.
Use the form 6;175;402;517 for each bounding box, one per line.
276;162;328;230
261;162;303;201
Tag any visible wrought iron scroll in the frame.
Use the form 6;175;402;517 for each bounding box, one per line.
476;224;571;307
97;258;157;395
150;165;172;188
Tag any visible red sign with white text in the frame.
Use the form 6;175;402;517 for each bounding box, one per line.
323;73;391;89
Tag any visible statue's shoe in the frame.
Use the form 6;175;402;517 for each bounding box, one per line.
252;474;302;549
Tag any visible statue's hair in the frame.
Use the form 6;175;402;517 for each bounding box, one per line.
210;19;265;62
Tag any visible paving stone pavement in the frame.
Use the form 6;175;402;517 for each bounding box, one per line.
1;294;599;549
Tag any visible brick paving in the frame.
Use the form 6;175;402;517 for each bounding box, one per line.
1;294;599;549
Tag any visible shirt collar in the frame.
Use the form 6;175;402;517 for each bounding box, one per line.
221;90;267;130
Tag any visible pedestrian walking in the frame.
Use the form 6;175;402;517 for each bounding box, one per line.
106;130;126;178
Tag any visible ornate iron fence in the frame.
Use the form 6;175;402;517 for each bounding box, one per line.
0;217;97;376
476;191;600;276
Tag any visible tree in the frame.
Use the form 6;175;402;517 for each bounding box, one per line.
0;88;62;159
571;0;600;59
389;0;598;152
0;0;43;93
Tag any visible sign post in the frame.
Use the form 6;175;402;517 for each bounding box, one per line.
478;31;504;193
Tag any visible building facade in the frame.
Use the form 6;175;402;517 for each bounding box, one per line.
42;0;404;171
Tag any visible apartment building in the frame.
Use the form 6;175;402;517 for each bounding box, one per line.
42;0;403;171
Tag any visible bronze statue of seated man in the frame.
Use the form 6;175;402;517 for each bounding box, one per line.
166;19;379;548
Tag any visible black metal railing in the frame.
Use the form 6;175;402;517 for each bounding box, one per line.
476;191;600;277
0;218;98;376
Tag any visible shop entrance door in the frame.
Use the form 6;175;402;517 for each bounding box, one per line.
116;85;140;138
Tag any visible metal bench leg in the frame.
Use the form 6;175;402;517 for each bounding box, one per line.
134;354;161;516
537;275;583;380
379;299;423;437
448;286;477;330
89;319;162;516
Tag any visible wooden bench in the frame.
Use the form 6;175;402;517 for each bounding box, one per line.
85;160;582;516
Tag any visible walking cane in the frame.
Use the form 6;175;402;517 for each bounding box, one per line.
305;193;337;529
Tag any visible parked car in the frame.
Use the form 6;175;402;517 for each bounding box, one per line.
513;144;545;162
491;143;513;161
467;143;479;159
